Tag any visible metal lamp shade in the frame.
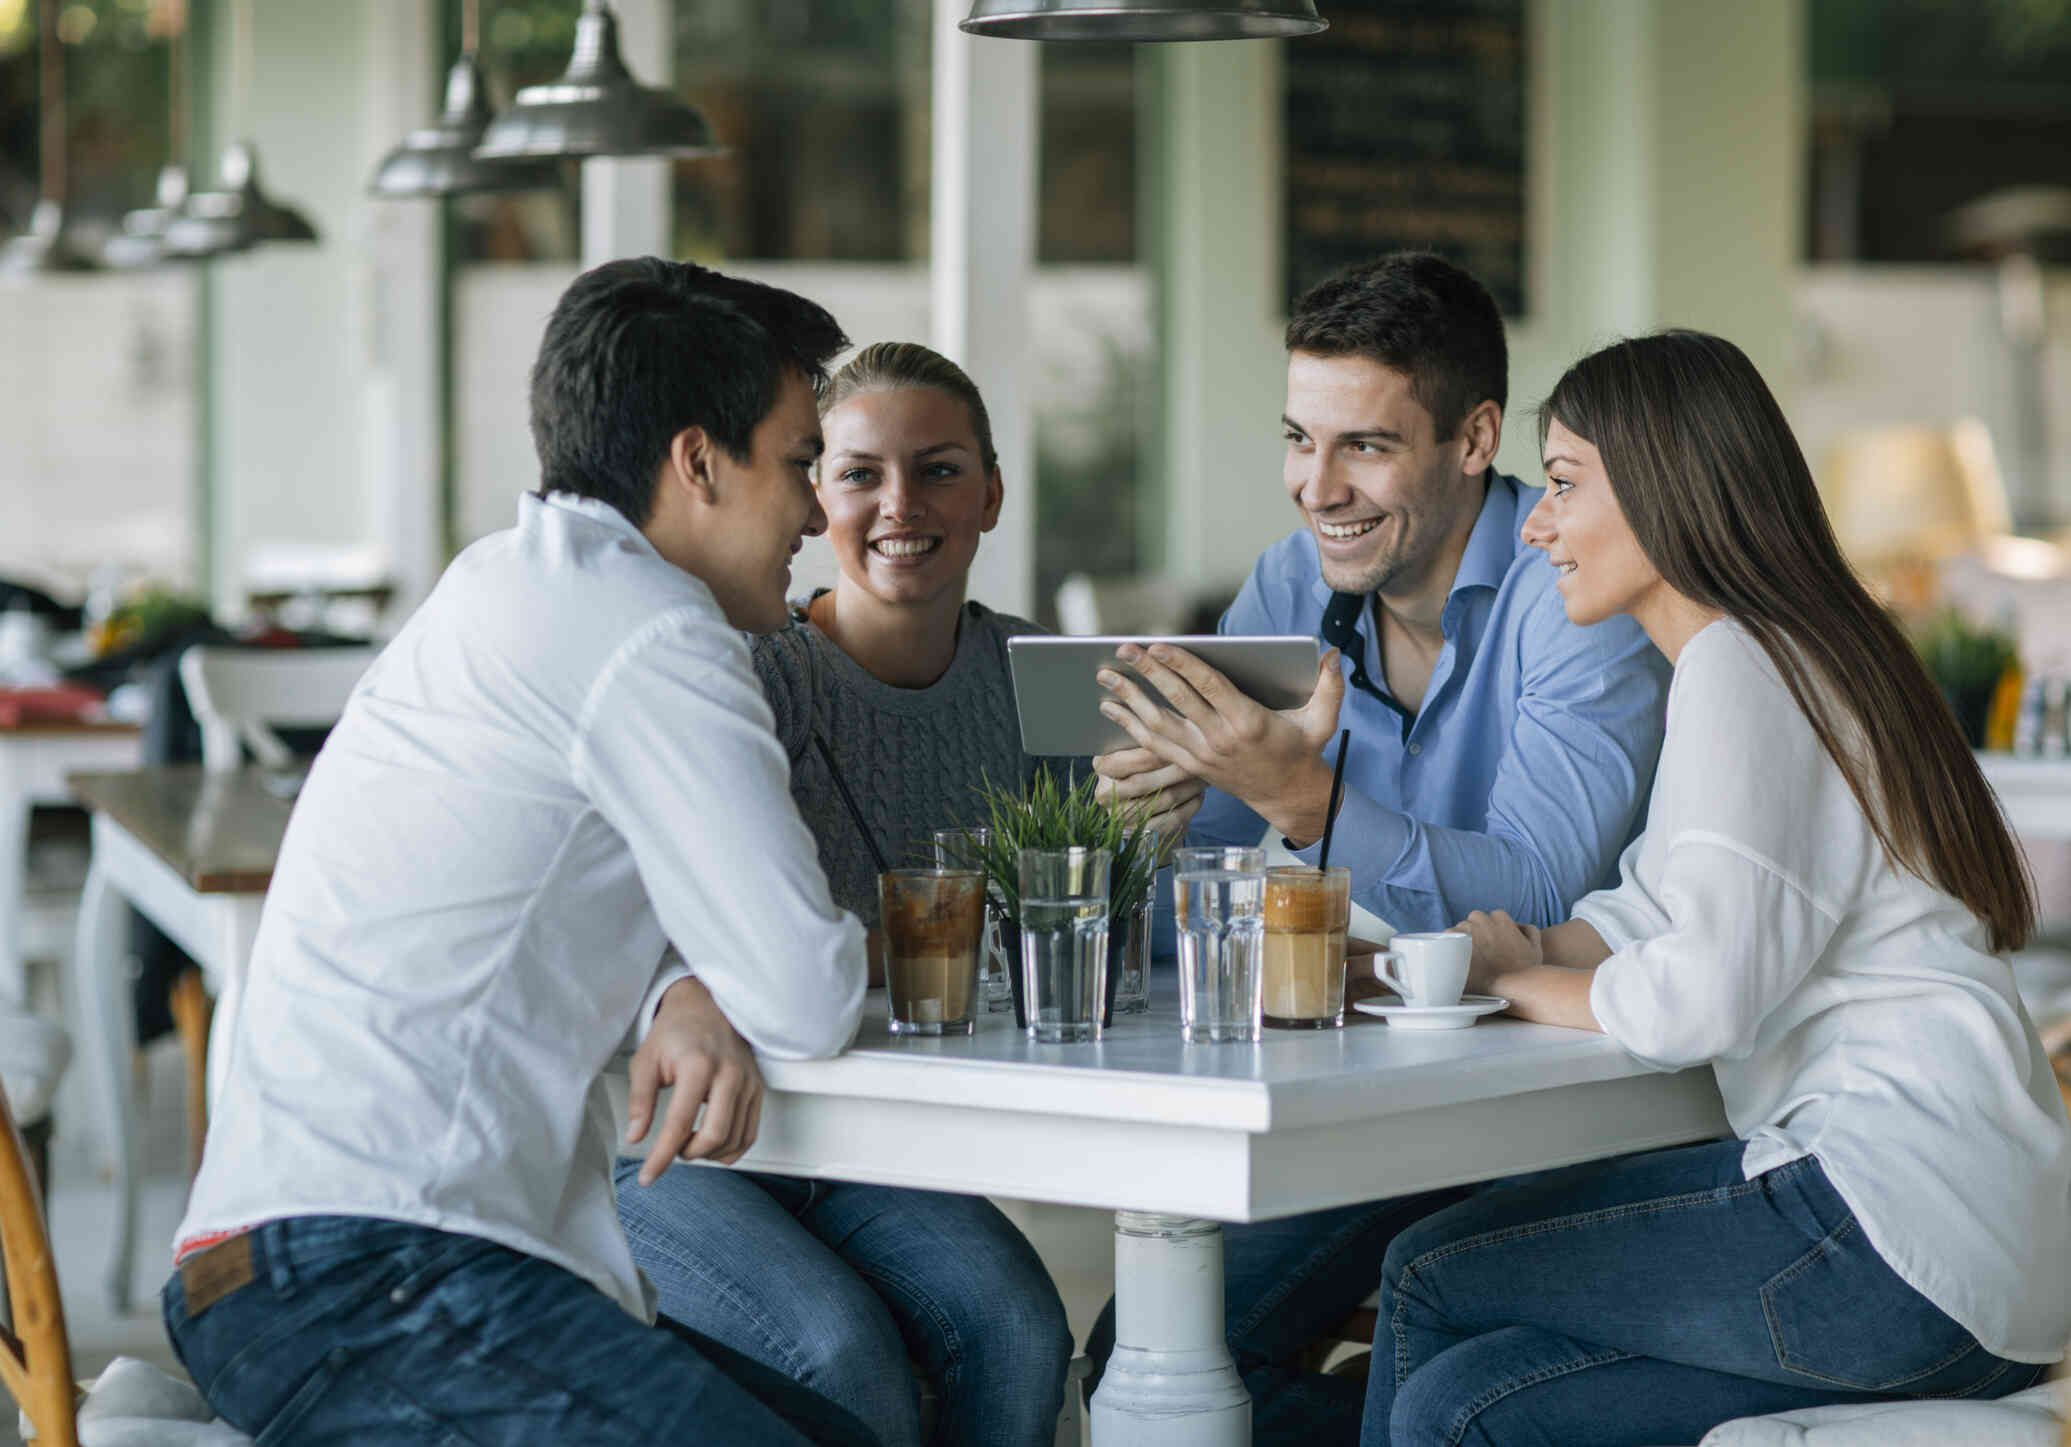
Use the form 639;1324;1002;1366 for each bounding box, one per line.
0;199;102;275
474;2;719;160
102;165;190;268
371;53;564;198
164;141;319;259
959;0;1326;40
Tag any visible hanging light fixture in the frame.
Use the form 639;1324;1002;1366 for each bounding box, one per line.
0;0;103;276
104;163;189;268
163;0;319;260
370;0;563;198
163;140;319;257
104;20;191;269
474;0;721;160
958;0;1326;41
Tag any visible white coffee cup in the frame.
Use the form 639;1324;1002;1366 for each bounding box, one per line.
1373;930;1471;1008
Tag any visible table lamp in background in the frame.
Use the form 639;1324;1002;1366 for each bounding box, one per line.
1821;419;2013;617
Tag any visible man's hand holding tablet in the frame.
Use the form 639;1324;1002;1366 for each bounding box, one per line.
1093;641;1346;848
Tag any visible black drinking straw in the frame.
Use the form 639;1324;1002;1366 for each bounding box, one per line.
812;732;891;875
1317;728;1352;870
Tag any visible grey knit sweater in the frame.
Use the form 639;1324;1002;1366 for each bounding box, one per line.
754;598;1047;928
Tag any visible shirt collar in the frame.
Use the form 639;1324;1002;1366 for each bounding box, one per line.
527;489;662;557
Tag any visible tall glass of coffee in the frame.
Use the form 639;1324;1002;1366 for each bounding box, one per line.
1262;865;1351;1029
878;868;988;1036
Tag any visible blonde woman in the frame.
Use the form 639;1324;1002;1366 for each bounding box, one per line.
615;343;1076;1447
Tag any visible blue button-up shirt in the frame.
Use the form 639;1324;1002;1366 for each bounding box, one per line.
1190;471;1670;932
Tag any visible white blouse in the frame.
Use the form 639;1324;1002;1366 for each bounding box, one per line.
1576;619;2071;1363
177;494;868;1320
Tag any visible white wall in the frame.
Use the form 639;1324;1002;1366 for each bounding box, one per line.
202;0;440;621
0;273;198;595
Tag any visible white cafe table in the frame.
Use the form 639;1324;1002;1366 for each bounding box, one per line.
1976;752;2071;842
0;720;142;1007
719;982;1730;1446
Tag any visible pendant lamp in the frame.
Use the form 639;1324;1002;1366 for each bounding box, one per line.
959;0;1327;41
370;0;563;198
105;20;192;269
163;140;319;257
163;0;319;259
103;163;190;268
0;0;102;276
474;0;721;160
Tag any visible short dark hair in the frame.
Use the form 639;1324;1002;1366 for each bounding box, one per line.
529;258;849;527
1284;252;1508;442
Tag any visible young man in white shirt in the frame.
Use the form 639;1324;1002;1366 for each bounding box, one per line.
163;260;879;1445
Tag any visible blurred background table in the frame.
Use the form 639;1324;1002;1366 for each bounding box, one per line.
66;766;291;1312
1977;752;2071;841
0;720;141;1010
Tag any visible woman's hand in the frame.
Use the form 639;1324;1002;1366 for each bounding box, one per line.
1456;909;1543;995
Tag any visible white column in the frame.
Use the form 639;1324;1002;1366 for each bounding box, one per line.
582;0;674;266
1090;1211;1250;1445
930;0;1038;618
1157;41;1289;597
362;0;445;619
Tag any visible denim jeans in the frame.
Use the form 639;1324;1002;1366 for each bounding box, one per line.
1366;1140;2050;1446
1082;1188;1471;1447
162;1215;881;1445
613;1164;1073;1447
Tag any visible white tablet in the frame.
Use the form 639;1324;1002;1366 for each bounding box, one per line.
1008;634;1322;757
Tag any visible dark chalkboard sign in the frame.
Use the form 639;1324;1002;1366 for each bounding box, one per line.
1284;0;1528;316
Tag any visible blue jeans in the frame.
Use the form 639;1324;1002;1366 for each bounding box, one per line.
1082;1188;1470;1447
162;1215;881;1444
1366;1140;2050;1446
613;1164;1072;1447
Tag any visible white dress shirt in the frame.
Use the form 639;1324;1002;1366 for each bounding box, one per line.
176;493;867;1320
1576;619;2071;1363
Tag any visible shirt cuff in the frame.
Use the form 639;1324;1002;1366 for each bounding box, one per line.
632;959;698;1050
1289;789;1410;881
1571;893;1647;956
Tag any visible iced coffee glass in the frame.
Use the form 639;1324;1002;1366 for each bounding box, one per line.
878;868;988;1036
1262;865;1352;1029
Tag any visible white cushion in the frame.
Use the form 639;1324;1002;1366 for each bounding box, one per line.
19;1356;253;1445
1698;1380;2066;1447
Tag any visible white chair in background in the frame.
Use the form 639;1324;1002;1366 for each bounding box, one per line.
179;645;378;773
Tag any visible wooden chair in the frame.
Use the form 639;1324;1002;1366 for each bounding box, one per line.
0;1079;78;1446
167;646;376;1170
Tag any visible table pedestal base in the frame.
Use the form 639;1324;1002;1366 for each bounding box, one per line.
1089;1211;1249;1446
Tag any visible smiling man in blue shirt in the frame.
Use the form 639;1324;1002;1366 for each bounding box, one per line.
1086;253;1671;1444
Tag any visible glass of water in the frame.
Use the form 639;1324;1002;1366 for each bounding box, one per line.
934;827;1014;1014
1173;847;1267;1043
1017;847;1111;1043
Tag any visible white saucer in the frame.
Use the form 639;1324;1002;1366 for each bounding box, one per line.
1351;994;1508;1030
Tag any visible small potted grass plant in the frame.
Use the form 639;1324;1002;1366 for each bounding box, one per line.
942;768;1162;1028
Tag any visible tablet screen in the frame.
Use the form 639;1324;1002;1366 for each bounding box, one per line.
1007;635;1321;757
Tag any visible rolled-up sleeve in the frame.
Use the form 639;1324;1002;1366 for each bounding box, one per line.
1590;834;1840;1070
576;611;867;1061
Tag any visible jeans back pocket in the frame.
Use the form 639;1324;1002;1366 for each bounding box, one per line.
1761;1214;2000;1395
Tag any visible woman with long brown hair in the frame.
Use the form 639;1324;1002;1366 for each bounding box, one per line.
1360;330;2071;1446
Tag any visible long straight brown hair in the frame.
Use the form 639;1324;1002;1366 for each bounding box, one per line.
1543;330;2034;952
